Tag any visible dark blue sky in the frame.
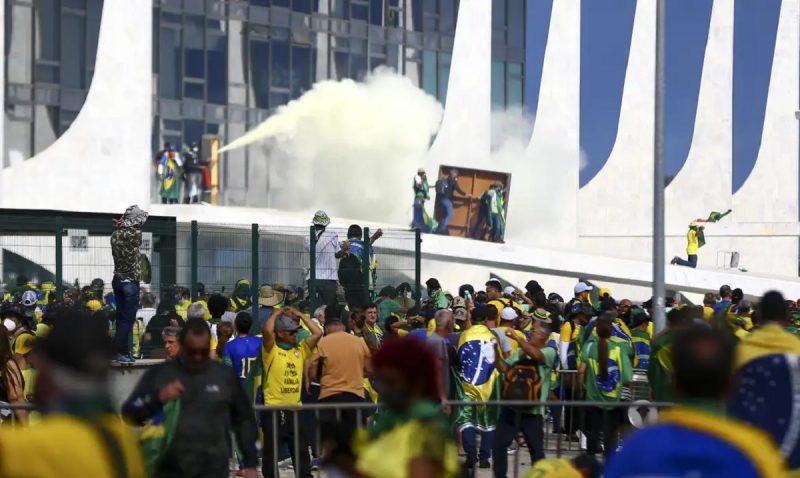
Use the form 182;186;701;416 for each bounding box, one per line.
526;0;781;189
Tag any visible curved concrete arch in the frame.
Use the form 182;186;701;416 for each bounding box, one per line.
733;0;799;223
424;0;491;171
512;0;580;249
578;0;655;238
0;0;151;213
665;0;733;231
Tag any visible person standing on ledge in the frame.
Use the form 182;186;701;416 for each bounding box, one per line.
111;205;148;363
434;168;471;235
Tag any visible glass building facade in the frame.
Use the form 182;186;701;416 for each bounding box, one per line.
4;0;526;205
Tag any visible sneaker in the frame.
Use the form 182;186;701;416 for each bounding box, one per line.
507;442;518;455
670;257;679;265
465;455;478;469
479;460;491;469
126;354;137;363
114;354;134;364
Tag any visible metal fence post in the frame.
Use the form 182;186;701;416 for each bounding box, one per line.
653;0;667;332
363;227;370;303
190;220;199;301
252;224;259;322
309;226;318;313
55;216;63;301
414;228;422;312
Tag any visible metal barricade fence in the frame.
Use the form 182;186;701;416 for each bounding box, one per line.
253;397;671;478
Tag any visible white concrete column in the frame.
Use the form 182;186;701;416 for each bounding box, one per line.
0;0;152;213
578;0;655;240
425;0;491;170
509;0;580;249
665;0;733;231
733;0;799;223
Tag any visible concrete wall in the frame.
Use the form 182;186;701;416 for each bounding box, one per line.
0;0;151;213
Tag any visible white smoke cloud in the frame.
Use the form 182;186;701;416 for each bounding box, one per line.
219;68;443;224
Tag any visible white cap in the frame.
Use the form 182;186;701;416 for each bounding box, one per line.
503;286;516;296
574;282;593;294
500;307;518;321
21;290;37;307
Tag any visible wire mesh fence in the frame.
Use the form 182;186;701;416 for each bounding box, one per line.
0;211;421;316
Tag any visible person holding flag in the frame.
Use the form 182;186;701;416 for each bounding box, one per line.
454;305;501;470
671;210;731;268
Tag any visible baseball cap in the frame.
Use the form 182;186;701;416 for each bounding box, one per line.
500;307;518;322
453;307;468;322
503;286;516;296
568;302;594;318
630;308;651;328
598;287;612;299
21;290;37;307
275;315;301;332
14;333;35;355
574;282;593;294
547;293;564;304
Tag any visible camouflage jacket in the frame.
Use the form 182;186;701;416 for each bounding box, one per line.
111;227;142;281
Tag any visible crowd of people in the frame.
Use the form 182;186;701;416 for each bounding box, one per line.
154;141;211;204
2;205;800;477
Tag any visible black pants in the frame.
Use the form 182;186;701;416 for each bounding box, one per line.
314;279;338;308
584;407;622;457
492;409;544;478
261;410;312;478
320;392;365;438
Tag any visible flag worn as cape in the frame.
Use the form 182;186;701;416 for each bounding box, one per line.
456;324;500;402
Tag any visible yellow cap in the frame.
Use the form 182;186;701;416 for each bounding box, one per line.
86;299;102;312
35;323;51;337
598;287;612;299
14;333;35;355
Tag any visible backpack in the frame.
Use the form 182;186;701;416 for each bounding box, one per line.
502;357;542;401
338;253;365;287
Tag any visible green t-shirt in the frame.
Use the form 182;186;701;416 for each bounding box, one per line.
500;347;556;415
648;330;674;402
377;298;402;321
580;340;633;408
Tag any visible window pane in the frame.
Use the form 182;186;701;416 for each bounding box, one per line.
183;15;204;49
370;0;383;25
207;49;226;104
411;0;423;31
334;51;349;79
492;0;505;29
491;61;505;108
184;120;205;145
291;45;311;99
35;0;59;61
507;0;524;48
185;49;205;78
61;14;85;89
250;39;270;108
438;51;450;104
352;3;368;21
269;91;290;108
185;82;204;99
333;0;350;18
423;0;437;13
293;0;311;12
271;40;290;87
440;0;457;34
272;0;290;6
351;53;367;80
85;0;102;69
422;50;437;97
506;63;522;107
159;27;182;99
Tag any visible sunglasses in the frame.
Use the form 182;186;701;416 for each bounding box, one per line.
185;347;210;358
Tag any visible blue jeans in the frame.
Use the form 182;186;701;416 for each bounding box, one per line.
112;276;140;355
462;427;494;461
437;198;453;233
412;204;431;233
490;213;503;242
674;254;698;268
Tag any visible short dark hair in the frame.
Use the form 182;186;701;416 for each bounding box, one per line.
207;294;228;318
379;286;397;299
760;290;787;323
364;303;378;312
347;224;362;239
703;292;716;306
179;317;211;344
485;280;502;292
234;311;253;335
485;304;498;321
672;324;735;400
471;305;487;323
719;285;732;298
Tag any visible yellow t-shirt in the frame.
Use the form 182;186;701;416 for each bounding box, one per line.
686;229;699;255
526;458;582;478
496;326;526;355
0;414;145;478
262;342;311;405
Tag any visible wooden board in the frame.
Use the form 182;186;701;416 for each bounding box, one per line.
433;165;511;239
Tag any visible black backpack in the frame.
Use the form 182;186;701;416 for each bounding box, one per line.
502;357;542;401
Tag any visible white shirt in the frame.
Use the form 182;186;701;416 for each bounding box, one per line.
136;307;157;327
304;229;340;281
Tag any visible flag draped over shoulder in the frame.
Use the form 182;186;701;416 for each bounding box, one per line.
457;325;500;401
140;400;181;474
